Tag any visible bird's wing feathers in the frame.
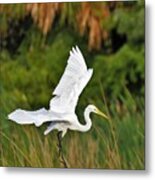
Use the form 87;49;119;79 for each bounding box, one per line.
52;46;87;96
8;108;68;127
50;46;93;113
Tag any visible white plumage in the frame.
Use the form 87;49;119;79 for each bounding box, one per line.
8;46;108;137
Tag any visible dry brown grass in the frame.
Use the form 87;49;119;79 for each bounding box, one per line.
77;2;110;51
0;2;125;50
26;3;60;35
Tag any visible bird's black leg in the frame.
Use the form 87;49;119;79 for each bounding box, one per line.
57;131;68;168
57;131;62;156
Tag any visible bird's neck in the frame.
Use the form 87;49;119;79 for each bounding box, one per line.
78;106;92;132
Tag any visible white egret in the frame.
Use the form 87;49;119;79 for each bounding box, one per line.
8;46;108;167
8;46;108;137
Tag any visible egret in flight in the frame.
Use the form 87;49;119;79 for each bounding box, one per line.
8;46;108;137
8;46;108;136
8;46;108;166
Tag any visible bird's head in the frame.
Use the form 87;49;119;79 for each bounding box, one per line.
87;104;109;120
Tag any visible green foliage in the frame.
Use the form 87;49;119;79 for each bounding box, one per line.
112;0;144;46
0;4;25;35
91;44;144;101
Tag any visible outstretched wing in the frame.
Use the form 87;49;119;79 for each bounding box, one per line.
8;108;68;127
8;108;53;127
50;46;93;113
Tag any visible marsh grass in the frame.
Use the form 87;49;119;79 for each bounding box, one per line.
0;88;144;169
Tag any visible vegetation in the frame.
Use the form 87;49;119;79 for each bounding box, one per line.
0;1;144;169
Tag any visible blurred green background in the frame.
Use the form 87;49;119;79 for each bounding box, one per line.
0;1;144;169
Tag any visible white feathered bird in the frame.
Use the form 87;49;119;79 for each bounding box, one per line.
8;46;108;138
